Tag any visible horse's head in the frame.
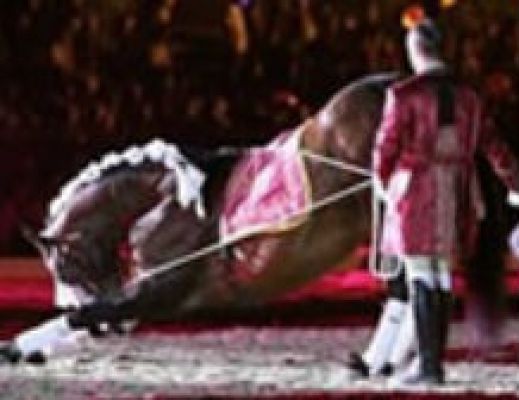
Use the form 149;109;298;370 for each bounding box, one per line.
22;224;122;298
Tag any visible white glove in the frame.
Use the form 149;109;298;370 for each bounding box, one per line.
507;191;519;207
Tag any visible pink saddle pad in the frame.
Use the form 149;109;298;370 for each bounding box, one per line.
220;130;312;241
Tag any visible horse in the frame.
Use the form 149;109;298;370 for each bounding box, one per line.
2;72;508;362
22;140;211;310
26;73;394;315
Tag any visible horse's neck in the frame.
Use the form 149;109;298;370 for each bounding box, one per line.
107;166;165;215
56;167;165;236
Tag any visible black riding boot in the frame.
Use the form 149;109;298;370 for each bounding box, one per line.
436;289;452;375
412;280;444;384
347;268;408;379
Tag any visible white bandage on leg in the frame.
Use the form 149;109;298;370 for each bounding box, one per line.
388;303;416;368
388;354;421;387
14;316;76;357
363;298;407;375
49;330;91;356
404;256;451;291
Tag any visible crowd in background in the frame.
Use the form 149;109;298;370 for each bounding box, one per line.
0;0;518;254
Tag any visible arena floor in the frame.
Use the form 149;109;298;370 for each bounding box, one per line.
1;258;518;399
1;319;519;399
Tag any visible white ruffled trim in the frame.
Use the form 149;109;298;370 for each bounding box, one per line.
48;138;206;221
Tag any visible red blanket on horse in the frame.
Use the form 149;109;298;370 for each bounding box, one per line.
220;129;312;242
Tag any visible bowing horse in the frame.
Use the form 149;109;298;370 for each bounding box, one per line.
2;72;505;362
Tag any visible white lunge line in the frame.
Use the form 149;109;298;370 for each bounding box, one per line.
300;150;372;177
135;177;372;284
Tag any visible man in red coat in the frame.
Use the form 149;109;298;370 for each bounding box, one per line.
373;18;519;385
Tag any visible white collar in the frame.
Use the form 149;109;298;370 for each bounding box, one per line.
414;58;446;75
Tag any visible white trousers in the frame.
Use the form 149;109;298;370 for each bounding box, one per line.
403;256;452;291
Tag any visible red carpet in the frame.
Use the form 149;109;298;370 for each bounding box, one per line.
1;257;519;311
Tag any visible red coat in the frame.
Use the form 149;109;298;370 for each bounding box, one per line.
374;70;519;257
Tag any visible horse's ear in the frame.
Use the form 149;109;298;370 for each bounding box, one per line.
21;224;81;250
20;224;53;255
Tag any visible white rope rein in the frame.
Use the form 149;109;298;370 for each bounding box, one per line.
299;149;372;178
134;150;374;284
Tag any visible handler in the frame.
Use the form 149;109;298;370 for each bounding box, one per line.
372;18;519;385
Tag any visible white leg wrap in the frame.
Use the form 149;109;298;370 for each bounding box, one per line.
388;303;416;367
49;330;91;356
15;316;75;356
363;298;406;375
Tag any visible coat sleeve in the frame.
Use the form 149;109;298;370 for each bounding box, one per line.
478;106;519;192
373;88;406;187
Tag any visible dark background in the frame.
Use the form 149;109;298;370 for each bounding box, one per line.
0;0;518;254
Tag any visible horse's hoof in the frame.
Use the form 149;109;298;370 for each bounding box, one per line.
25;351;47;365
0;343;22;364
380;362;395;377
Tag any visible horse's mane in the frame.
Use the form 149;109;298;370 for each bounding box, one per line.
48;139;206;220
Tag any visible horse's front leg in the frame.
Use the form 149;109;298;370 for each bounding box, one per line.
0;313;90;364
0;281;142;364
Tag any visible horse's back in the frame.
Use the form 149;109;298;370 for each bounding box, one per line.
212;74;399;303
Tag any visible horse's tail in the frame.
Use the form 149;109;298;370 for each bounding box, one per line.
465;159;509;346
